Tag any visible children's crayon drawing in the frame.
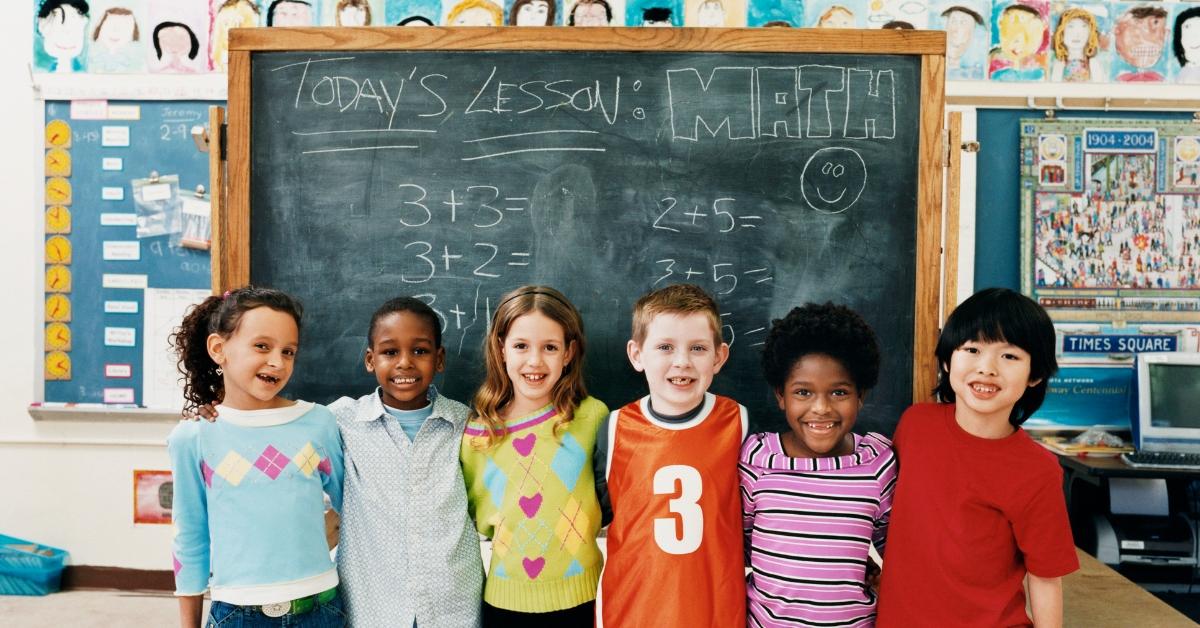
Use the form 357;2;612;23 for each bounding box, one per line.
988;0;1050;80
627;0;682;25
209;0;259;72
566;0;624;25
87;1;148;73
1172;5;1200;84
1048;3;1109;82
1021;119;1200;321
35;0;92;73
504;0;563;25
867;0;929;29
804;0;865;28
443;0;504;24
684;0;746;26
747;0;801;27
321;0;383;24
935;0;988;80
386;0;442;25
1110;1;1169;82
264;0;320;26
148;0;209;73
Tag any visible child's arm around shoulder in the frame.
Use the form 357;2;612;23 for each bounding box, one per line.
310;404;345;513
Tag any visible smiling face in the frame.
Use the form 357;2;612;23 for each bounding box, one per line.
39;6;88;63
945;10;978;59
998;8;1044;60
627;312;729;416
208;306;299;411
946;339;1039;431
1061;17;1090;57
366;311;444;410
1182;17;1200;64
1115;11;1166;69
516;0;551;25
502;311;574;417
158;25;192;60
776;354;860;458
97;13;136;49
800;147;868;214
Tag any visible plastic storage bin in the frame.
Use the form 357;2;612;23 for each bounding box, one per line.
0;534;68;595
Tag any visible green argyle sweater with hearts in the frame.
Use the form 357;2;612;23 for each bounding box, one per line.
460;396;607;613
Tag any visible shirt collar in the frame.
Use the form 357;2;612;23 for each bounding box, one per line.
357;386;450;425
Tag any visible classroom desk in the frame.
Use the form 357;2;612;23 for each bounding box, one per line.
1059;454;1200;486
1064;548;1195;627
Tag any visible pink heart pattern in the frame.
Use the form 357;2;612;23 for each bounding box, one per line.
519;493;543;518
512;433;537;457
523;556;546;579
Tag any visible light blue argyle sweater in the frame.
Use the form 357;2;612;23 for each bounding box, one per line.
168;401;345;604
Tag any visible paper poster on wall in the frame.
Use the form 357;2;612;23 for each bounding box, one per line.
747;0;801;27
443;0;504;24
1110;1;1169;82
988;0;1050;81
147;0;209;73
1021;118;1200;322
321;0;383;25
34;0;91;73
387;0;442;25
1047;2;1110;83
133;469;173;524
1172;5;1200;84
210;0;260;72
87;1;149;73
684;0;746;26
626;0;683;25
804;0;866;28
142;288;211;410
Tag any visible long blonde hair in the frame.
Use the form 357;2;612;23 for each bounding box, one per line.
470;286;589;449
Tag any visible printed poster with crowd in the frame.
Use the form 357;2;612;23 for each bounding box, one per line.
1021;118;1200;322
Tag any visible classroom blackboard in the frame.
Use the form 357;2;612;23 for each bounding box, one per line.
42;100;213;406
223;28;947;435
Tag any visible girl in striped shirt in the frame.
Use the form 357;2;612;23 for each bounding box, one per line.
739;302;898;627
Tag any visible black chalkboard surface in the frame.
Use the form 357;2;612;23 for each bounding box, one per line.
227;29;946;436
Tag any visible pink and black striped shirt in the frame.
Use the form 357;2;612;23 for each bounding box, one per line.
739;431;898;628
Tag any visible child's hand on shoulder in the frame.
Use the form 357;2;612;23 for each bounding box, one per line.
183;404;219;422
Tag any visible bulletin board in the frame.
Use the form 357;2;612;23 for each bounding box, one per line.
40;100;214;409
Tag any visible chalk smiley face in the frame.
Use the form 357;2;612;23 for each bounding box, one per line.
800;147;867;213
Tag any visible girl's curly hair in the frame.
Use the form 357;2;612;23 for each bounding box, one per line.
171;286;303;413
762;302;881;394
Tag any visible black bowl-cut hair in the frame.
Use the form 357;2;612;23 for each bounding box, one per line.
762;302;881;395
934;287;1058;426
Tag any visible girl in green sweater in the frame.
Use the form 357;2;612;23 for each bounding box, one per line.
461;285;608;627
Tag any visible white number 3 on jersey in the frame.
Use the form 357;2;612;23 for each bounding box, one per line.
653;465;704;554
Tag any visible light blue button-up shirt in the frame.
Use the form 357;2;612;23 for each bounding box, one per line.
331;389;483;628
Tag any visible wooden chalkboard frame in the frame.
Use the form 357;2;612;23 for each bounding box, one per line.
219;26;948;403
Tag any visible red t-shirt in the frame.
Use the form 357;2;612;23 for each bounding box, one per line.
877;403;1079;627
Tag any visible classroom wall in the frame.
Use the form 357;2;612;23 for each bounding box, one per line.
0;2;175;570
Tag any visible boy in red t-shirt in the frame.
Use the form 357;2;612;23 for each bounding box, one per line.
877;288;1079;627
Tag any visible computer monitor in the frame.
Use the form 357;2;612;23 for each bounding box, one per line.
1133;353;1200;453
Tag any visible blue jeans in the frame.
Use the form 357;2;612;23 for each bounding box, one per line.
206;592;346;628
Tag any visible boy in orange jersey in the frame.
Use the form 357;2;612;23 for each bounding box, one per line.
594;283;748;626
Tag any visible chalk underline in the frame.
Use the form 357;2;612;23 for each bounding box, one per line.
463;129;600;143
302;145;418;155
461;147;606;161
292;129;436;136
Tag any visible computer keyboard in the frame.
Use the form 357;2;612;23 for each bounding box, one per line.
1123;451;1200;470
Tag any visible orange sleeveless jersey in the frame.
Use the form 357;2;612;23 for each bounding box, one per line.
598;394;747;627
